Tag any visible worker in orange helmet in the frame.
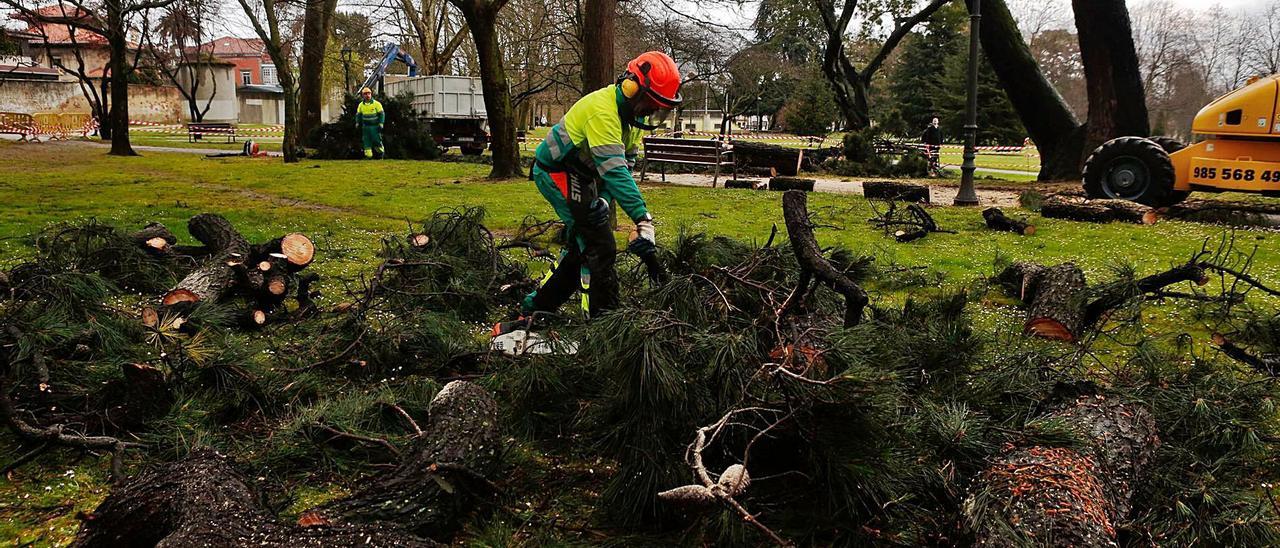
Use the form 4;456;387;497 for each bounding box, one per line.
508;51;682;327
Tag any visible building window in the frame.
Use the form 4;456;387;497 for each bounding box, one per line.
260;64;277;85
241;70;251;86
50;56;63;68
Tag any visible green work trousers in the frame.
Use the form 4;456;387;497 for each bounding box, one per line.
361;125;383;159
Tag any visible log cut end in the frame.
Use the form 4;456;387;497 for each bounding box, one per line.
280;233;315;267
161;289;200;306
267;278;287;296
1141;211;1159;225
1025;317;1076;342
410;233;431;248
144;237;170;252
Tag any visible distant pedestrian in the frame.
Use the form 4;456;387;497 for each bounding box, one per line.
921;117;942;176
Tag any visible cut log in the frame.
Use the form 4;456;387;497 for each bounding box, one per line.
994;262;1047;302
781;190;869;327
257;233;316;271
409;233;431;248
1161;199;1280;228
982;207;1035;235
1023;262;1087;341
1040;196;1114;223
734;141;804;176
739;166;777;178
863;181;930;203
74;380;499;546
895;229;927;243
161;214;250;305
1040;196;1157;224
967;395;1159;547
769;177;816;192
724;179;766;190
130;222;177;254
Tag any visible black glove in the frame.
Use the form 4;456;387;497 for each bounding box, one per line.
585;197;611;228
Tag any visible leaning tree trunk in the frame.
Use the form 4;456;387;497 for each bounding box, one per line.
965;0;1081;180
74;381;500;546
966;395;1159;547
1072;0;1149;160
580;0;617;92
780;190;868;327
163;214;250;305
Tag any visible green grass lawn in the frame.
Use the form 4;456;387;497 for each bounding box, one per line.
0;140;1276;545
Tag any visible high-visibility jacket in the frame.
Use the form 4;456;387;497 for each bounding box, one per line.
534;85;647;222
357;99;385;127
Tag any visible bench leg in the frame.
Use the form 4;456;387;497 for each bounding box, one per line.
713;162;719;189
661;163;666;182
640;160;647;183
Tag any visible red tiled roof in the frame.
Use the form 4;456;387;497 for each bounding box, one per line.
201;36;267;57
22;23;109;46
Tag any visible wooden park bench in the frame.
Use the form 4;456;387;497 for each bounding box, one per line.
188;122;237;143
0;112;36;141
640;136;736;188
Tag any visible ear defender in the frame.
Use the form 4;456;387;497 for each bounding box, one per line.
620;77;640;98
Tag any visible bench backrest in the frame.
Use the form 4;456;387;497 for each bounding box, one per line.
643;137;732;164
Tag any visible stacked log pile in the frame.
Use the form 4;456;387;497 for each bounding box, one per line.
144;214;316;329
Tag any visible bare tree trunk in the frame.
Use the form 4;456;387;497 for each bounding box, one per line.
106;3;135;156
299;0;339;141
280;68;301;162
580;0;616;92
1073;0;1149;158
452;0;519;178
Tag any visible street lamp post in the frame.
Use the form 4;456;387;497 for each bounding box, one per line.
954;0;982;206
341;48;353;94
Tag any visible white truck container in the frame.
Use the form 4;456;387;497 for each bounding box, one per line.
384;75;489;154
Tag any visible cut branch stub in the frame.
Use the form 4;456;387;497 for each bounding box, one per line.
782;190;869;327
131;222;177;254
258;233;315;271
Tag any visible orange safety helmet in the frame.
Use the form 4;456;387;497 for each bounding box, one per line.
622;51;683;108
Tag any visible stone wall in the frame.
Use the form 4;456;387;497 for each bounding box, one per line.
0;80;184;122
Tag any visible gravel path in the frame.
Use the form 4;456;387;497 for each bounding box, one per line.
645;173;1025;208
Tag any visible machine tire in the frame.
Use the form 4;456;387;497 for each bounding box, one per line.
1082;136;1180;207
1146;136;1192;205
1148;136;1186;154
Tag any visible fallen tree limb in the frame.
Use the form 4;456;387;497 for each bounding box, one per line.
863;181;930;203
1040;195;1157;225
782;190;868;327
74;380;500;545
769;177;816;192
1213;333;1280;375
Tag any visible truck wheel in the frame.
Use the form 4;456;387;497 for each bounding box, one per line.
461;145;485;156
1082;136;1179;207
